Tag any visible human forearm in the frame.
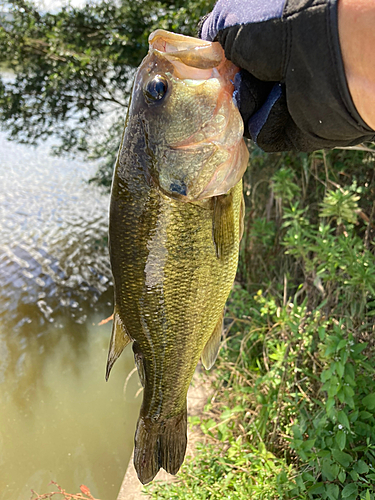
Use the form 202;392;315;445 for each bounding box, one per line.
338;0;375;130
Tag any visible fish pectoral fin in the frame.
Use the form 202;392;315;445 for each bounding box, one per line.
212;191;235;260
134;407;187;484
105;308;131;381
239;192;245;242
201;310;224;370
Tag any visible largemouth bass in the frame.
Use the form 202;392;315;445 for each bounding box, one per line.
106;29;249;484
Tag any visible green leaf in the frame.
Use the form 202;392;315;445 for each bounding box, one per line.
362;393;375;410
301;439;315;451
335;430;346;450
302;472;315;483
341;350;349;364
348;409;359;423
322;369;333;383
326;484;339;500
295;474;305;490
342;483;358;498
346;364;355;380
344;373;356;387
343;385;355;398
318;326;326;341
318;449;332;459
338;411;350;429
292;425;303;440
332;449;352;467
308;482;325;495
359;411;373;420
325;344;337;357
349;470;358;481
326;397;335;412
337;339;347;351
338;470;346;483
337;387;346;404
345;395;355;409
328;378;339;397
322;460;339;481
335;361;345;378
354;459;369;474
352;343;367;356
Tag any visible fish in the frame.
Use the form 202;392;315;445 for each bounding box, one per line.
106;29;249;484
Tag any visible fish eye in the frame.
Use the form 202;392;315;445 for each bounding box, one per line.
144;76;168;104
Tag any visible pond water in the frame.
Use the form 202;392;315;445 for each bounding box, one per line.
0;133;141;499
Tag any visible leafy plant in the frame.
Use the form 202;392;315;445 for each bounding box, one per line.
320;189;360;225
292;322;375;499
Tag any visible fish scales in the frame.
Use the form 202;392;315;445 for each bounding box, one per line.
111;142;242;415
106;30;249;484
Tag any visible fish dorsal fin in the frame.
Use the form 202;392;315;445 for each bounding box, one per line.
105;308;131;381
212;191;235;260
201;310;224;370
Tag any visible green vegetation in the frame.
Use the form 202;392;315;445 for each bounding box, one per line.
146;146;375;500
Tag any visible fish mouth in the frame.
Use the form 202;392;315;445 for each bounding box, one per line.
148;30;224;70
148;29;241;154
147;30;249;200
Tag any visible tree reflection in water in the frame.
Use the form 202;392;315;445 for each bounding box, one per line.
0;133;141;499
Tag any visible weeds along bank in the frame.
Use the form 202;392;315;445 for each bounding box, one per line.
146;145;375;500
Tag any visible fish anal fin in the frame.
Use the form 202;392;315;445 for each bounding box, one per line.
212;191;235;260
201;310;224;370
105;308;131;381
134;407;187;484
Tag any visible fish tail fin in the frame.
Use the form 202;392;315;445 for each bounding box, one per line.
134;406;187;484
105;308;131;381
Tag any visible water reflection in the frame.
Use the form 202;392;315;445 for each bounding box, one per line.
0;134;111;335
0;134;140;498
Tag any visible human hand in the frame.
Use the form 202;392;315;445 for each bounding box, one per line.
199;0;375;152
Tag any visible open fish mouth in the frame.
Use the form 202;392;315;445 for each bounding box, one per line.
147;30;249;201
149;30;224;72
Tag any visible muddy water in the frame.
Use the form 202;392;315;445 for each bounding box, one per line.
0;134;141;499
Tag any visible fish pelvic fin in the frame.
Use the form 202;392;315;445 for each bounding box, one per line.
201;309;224;370
212;191;236;260
134;407;187;484
105;309;131;381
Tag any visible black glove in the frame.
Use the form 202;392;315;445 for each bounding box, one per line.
199;0;375;152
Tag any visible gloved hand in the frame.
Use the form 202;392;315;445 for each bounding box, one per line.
199;0;375;152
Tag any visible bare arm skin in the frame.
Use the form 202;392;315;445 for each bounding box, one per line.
338;0;375;130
